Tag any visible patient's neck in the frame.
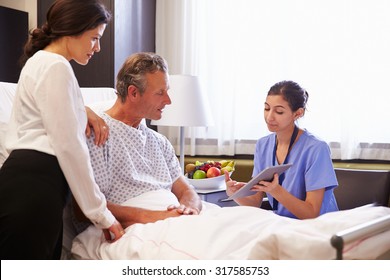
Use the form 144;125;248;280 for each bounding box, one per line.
106;100;142;128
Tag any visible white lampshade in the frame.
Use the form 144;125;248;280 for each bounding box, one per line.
151;75;214;127
151;75;214;173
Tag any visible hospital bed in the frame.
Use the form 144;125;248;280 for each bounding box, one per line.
70;190;390;260
1;82;389;260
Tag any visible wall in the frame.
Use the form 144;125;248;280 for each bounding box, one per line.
0;0;37;31
35;0;156;87
114;0;156;77
0;6;28;82
0;0;156;87
0;0;37;82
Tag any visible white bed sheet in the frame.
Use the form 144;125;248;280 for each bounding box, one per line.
71;189;390;260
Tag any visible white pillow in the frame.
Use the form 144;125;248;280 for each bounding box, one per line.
0;122;9;167
0;82;17;123
80;87;117;105
86;99;116;114
0;82;16;167
81;87;117;115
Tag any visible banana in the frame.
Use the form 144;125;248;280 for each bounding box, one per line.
220;160;229;168
221;166;233;173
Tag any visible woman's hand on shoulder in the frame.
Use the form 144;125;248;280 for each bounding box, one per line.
85;106;109;146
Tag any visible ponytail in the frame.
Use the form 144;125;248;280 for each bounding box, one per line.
20;23;54;66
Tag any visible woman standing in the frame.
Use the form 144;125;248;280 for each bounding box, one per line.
0;0;124;259
226;80;339;219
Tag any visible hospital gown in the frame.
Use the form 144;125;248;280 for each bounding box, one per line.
72;113;182;232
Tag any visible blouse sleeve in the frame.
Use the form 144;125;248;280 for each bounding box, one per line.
35;61;114;229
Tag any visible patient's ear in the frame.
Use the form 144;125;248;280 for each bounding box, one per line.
127;85;138;99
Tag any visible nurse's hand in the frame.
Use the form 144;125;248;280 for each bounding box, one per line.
251;173;280;194
224;170;245;196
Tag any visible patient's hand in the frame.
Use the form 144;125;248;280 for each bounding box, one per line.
103;220;125;242
85;106;109;146
167;204;200;215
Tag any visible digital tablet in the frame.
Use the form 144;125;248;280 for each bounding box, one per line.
224;163;293;200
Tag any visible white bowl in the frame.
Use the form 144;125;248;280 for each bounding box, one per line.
186;172;233;190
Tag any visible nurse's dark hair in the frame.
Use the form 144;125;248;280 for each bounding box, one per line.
267;80;309;112
20;0;111;66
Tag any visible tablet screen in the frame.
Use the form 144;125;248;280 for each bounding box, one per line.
226;163;293;200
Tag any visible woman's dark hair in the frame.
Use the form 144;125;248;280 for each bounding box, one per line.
268;80;309;112
20;0;111;66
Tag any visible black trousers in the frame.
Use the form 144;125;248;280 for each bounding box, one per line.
0;150;70;260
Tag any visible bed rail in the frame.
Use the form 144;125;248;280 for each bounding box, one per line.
331;210;390;260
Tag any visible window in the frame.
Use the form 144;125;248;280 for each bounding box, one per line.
156;0;390;160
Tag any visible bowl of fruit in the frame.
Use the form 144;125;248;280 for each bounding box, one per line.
185;160;235;190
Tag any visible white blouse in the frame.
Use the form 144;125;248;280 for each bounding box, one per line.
5;51;114;229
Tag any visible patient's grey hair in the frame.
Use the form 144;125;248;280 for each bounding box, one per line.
115;52;168;102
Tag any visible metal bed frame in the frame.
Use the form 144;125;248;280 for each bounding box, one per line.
331;211;390;260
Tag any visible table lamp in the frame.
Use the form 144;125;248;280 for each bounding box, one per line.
151;75;214;173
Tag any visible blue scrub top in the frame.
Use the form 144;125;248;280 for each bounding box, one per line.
253;130;339;218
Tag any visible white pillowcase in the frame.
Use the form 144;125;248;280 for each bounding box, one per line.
86;99;116;113
0;82;17;123
0;82;16;167
80;87;117;105
0;122;9;167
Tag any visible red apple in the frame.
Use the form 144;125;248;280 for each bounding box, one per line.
206;166;221;178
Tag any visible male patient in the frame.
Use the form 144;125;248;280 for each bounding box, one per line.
73;52;202;233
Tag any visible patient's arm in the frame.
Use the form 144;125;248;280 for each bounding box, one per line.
107;202;181;229
170;176;203;215
73;197;182;229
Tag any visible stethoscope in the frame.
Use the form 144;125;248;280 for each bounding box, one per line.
271;125;299;211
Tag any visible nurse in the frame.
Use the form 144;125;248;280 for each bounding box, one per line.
225;80;339;219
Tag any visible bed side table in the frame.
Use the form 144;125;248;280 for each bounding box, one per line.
196;187;272;209
195;187;238;207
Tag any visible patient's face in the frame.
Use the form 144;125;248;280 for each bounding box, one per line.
140;71;171;120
